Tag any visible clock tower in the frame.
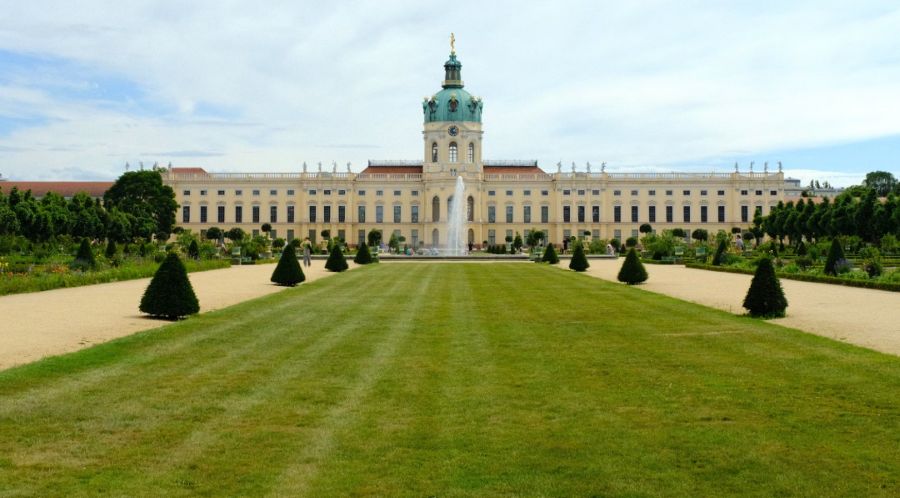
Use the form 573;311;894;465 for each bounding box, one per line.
422;39;483;176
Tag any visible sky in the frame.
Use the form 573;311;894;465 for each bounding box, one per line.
0;1;898;187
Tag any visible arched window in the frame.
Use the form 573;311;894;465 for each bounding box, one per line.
449;142;458;163
432;196;440;222
467;143;474;163
431;142;438;163
467;195;474;222
432;228;440;247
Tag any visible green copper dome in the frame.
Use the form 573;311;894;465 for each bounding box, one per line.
422;52;483;123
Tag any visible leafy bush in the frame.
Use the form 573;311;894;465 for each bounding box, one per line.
796;240;807;256
859;246;883;277
188;240;200;260
742;257;787;318
541;243;559;264
139;252;200;320
354;244;374;265
270;245;305;286
588;239;605;254
105;239;117;259
625;237;638;248
272;238;286;250
71;239;96;271
617;248;648;284
569;241;589;271
795;256;813;270
324;244;348;272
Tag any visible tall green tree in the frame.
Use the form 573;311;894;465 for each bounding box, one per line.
103;170;177;241
862;171;897;197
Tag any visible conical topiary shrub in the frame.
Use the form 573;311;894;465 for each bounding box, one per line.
742;257;787;318
353;244;373;265
105;239;117;259
617;248;648;285
569;241;589;271
139;252;200;320
188;239;200;260
796;240;807;256
325;243;349;272
541;243;559;264
824;238;845;276
71;238;96;270
712;239;727;266
271;244;305;286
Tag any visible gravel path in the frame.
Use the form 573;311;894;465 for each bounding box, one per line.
0;261;353;370
572;259;900;355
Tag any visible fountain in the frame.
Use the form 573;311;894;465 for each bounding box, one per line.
444;176;467;256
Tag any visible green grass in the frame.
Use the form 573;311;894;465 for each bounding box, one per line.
0;258;230;296
0;264;898;496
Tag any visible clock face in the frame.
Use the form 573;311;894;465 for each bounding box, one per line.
448;125;459;136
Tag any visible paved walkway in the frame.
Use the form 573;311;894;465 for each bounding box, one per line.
0;261;352;370
571;259;900;355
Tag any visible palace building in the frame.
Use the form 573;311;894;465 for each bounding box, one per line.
161;43;799;248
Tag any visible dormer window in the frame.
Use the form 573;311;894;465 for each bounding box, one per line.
449;142;458;163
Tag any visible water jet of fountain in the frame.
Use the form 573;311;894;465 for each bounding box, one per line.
445;176;467;256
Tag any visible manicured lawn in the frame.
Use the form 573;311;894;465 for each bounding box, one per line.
0;263;898;496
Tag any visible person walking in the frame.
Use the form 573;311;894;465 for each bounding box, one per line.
303;239;312;267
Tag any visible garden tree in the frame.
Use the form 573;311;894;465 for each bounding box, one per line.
261;223;272;238
40;192;72;238
270;244;305;286
796;240;807;256
671;228;686;238
711;239;728;265
639;223;653;234
829;194;856;237
320;229;331;241
815;197;833;237
324;243;349;272
0;196;20;235
69;193;104;240
855;189;878;242
824;238;846;276
388;232;400;252
617;248;648;285
799;199;816;242
188;240;200;260
139;251;200;320
531;230;545;246
742;257;787;318
859;246;883;277
863;171;898;197
691;229;708;244
731;227;742;234
568;240;589;271
513;232;523;252
609;238;620;251
103;170;177;240
105;239;117;259
225;227;246;242
205;226;223;242
71;238;96;270
367;229;382;247
541;242;559;263
625;236;638;248
353;242;374;264
105;208;133;243
272;238;286;250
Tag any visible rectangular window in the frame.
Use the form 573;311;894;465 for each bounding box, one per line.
183;190;190;196
287;189;295;196
541;205;549;223
253;206;260;223
631;205;638;223
488;229;496;245
614;206;621;222
200;190;207;196
666;205;673;222
200;205;207;223
488;206;496;223
270;229;277;240
648;190;656;196
649;205;656;223
358;205;365;223
488;190;496;196
718;205;725;222
287;205;295;223
630;190;638;196
308;205;316;223
541;190;549;196
578;190;586;196
217;190;225;196
770;190;777;196
182;206;190;223
592;189;600;195
376;205;384;223
253;190;260;196
287;229;294;242
235;206;243;223
506;190;513;196
700;205;708;223
323;205;331;223
270;190;277;196
683;190;691;196
505;205;514;223
324;190;332;196
613;190;621;196
755;190;763;196
666;190;673;196
563;206;571;223
523;190;531;196
563;189;571;196
741;205;749;222
270;205;277;223
411;205;419;223
718;190;725;196
307;230;315;244
358;229;366;246
741;190;748;196
308;189;316;195
393;205;401;223
217;205;225;223
592;205;600;223
700;190;707;196
376;190;383;196
523;205;531;223
235;190;242;196
338;205;345;223
683;205;691;223
577;205;585;223
338;189;346;196
394;190;401;196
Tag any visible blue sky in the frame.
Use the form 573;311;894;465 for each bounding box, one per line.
0;1;898;186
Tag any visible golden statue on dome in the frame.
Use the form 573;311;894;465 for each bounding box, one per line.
450;33;456;54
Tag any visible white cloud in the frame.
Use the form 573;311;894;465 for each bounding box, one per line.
0;1;897;185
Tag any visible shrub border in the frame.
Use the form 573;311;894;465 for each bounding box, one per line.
685;263;900;292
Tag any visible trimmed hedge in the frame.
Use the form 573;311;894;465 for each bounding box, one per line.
139;252;200;320
742;257;787;318
353;244;374;265
325;244;349;272
568;242;589;271
541;243;560;264
618;248;648;284
270;245;305;286
685;263;900;292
